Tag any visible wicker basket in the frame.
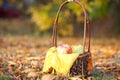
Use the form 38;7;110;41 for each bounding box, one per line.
51;0;92;78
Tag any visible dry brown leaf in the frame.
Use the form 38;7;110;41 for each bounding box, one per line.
31;60;39;68
8;66;15;71
21;59;30;64
8;61;17;66
26;57;35;61
26;56;45;61
0;71;3;75
69;76;83;80
14;71;21;77
41;74;56;80
27;71;39;78
117;77;120;80
0;55;3;62
88;54;93;71
104;50;116;58
22;68;36;73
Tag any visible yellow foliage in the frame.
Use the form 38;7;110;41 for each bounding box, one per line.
9;0;15;3
29;5;74;36
29;0;110;36
64;10;71;17
0;0;3;6
59;24;73;36
30;7;53;31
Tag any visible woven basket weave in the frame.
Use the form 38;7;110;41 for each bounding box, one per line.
51;0;92;78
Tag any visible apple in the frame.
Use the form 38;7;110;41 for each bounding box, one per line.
72;45;83;53
57;44;72;54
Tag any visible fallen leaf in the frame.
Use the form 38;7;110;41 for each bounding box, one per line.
0;55;3;62
0;71;3;75
21;59;30;64
41;74;56;80
22;68;36;73
69;76;82;80
8;61;17;66
88;54;93;71
31;60;39;68
104;50;116;58
27;71;39;78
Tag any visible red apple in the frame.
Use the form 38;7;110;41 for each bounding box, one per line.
57;44;72;54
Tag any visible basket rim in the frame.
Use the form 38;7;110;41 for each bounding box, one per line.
78;51;90;58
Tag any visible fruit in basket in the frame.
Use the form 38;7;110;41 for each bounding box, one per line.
57;44;72;54
72;45;83;53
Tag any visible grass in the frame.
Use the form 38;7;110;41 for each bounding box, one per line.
0;75;11;80
92;73;115;80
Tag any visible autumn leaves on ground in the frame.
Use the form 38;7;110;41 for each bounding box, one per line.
0;36;120;80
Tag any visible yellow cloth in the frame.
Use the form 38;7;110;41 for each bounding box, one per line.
42;47;82;75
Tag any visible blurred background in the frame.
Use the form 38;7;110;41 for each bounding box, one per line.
0;0;120;37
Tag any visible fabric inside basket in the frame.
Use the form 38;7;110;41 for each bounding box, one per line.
42;45;83;75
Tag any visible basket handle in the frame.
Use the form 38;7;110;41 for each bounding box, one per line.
52;0;91;52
